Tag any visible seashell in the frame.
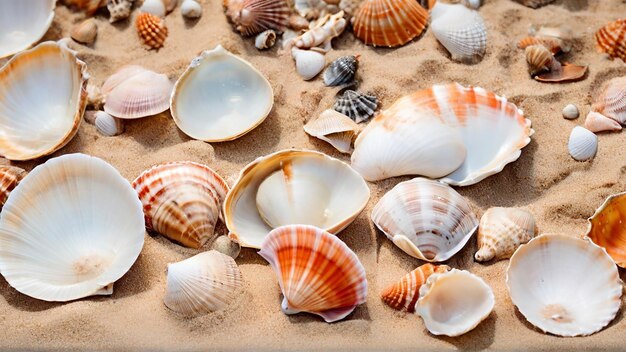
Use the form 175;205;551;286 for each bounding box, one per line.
170;45;273;142
94;111;124;136
333;90;378;123
568;126;597;162
108;0;134;23
224;149;369;248
590;77;626;124
431;3;487;63
132;161;229;249
587;192;626;267
164;251;243;317
140;0;166;16
102;65;173;119
595;19;626;62
584;111;622;133
86;83;104;108
288;14;310;30
303;109;359;153
135;12;168;49
352;0;429;48
294;0;338;20
0;0;55;59
562;103;579;120
224;0;290;36
255;29;277;50
352;83;533;185
0;166;27;209
163;0;178;12
507;234;621;336
291;48;326;80
61;0;107;14
293;11;346;50
338;0;362;18
259;225;368;322
475;207;537;262
0;154;145;301
514;0;555;8
71;19;98;45
534;62;587;83
525;45;553;76
517;36;564;54
372;177;478;262
0;42;88;161
181;0;202;18
416;269;495;336
418;0;437;9
211;235;241;259
380;264;450;313
323;55;358;87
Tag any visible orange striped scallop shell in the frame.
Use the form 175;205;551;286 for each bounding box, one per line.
517;36;563;54
381;264;449;312
136;12;168;50
595;19;626;62
0;166;26;209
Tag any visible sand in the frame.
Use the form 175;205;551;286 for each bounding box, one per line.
0;0;626;350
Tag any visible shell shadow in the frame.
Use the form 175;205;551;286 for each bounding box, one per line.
183;16;202;29
429;311;497;350
284;303;372;324
0;276;61;312
108;251;153;299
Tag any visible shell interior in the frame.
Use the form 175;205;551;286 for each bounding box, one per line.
587;191;626;267
0;0;56;58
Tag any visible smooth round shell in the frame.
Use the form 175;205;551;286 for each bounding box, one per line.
71;18;98;45
181;0;202;18
0;0;55;58
587;191;626;268
291;48;325;80
568;126;597;162
562;104;579;120
140;0;167;17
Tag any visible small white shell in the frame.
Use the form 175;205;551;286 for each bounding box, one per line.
568;126;597;161
255;30;277;50
94;111;124;136
140;0;166;17
181;0;202;18
431;3;487;63
584;111;622;133
292;48;326;80
562;104;579;119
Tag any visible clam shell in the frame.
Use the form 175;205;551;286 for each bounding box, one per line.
0;0;55;58
108;0;134;23
291;48;326;80
431;3;487;63
584;111;622;133
94;111;124;136
514;0;555;8
595;19;626;62
140;0;166;17
351;0;429;47
475;207;537;262
507;234;621;336
568;126;597;162
181;0;203;18
371;177;478;262
224;0;290;36
323;55;358;87
590;77;626;124
416;269;495;337
0;166;27;209
71;18;98;45
0;42;88;161
259;225;368;323
132;161;229;249
587;191;626;268
333;90;378;123
136;12;168;49
224;149;370;249
0;154;145;302
380;264;450;313
164;251;243;317
525;45;553;76
303;109;359;153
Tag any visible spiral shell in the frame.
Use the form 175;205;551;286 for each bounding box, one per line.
135;12;168;49
380;264;450;313
323;55;359;87
333;90;378;123
475;207;537;262
0;166;27;209
595;19;626;62
525;44;553;75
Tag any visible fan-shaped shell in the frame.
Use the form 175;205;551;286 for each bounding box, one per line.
351;0;429;48
333;90;378;123
224;0;290;36
595;19;626;62
259;225;368;323
0;0;55;59
0;154;145;302
323;55;359;87
431;3;487;63
586;191;626;268
132;161;229;249
507;234;621;336
164;251;243;317
224;149;370;249
380;264;450;313
590;77;626;125
371;177;478;262
303;109;359;153
136;12;168;49
0;166;26;209
568;126;597;162
475;207;537;262
170;45;274;142
0;42;88;161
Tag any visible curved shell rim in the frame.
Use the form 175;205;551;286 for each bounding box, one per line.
0;0;56;59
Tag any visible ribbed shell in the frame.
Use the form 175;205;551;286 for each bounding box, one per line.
371;177;478;262
258;225;368;323
475;207;537;262
591;77;626;124
333;90;378;123
164;251;243;317
0;166;27;209
595;19;626;62
568;126;597;162
587;191;626;267
94;111;124;136
380;264;449;313
136;13;168;49
303;109;360;153
431;3;487;63
351;0;429;48
514;0;555;8
226;0;290;36
525;45;553;75
517;36;563;54
132;161;229;249
323;55;359;87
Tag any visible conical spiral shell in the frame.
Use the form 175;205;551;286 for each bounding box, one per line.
323;55;359;87
225;0;290;36
584;111;622;133
475;207;537;262
135;12;168;49
0;166;27;209
587;191;626;268
595;19;626;62
132;161;229;249
380;264;450;313
591;77;626;125
333;90;378;123
525;45;553;75
431;3;487;63
259;225;368;323
164;251;243;317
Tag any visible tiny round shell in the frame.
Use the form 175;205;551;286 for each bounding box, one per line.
94;111;124;136
181;0;202;18
561;104;579;120
568;126;597;162
255;30;277;50
71;19;98;45
211;235;242;259
135;12;168;49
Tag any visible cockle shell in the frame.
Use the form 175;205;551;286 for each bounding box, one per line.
303;109;359;153
475;207;537;262
94;111;124;136
507;234;621;336
590;77;626;125
333;90;378;123
323;55;358;87
431;3;487;63
291;48;325;80
380;264;450;313
108;0;134;23
587;191;626;268
372;177;478;262
132;161;229;249
255;30;277;49
584;111;622;133
514;0;555;8
164;251;243;317
351;0;429;47
136;12;168;49
416;269;495;337
0;42;88;161
71;19;98;45
525;44;553;75
0;166;27;209
181;0;202;18
0;154;145;301
224;0;290;36
259;225;368;323
292;11;346;50
140;0;166;17
568;126;597;162
595;19;626;62
0;0;55;58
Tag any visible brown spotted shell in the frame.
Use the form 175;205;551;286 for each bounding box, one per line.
595;19;626;62
380;264;450;312
135;12;168;49
0;166;27;209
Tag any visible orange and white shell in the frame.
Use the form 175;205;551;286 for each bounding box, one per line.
0;166;27;209
259;225;368;323
380;264;450;313
430;3;487;63
224;0;290;36
371;177;478;262
590;76;626;125
132;161;229;249
351;0;429;48
475;207;537;262
518;36;564;54
595;19;626;62
525;44;553;75
136;12;168;50
586;191;626;268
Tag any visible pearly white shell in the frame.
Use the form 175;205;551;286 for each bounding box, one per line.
431;3;487;63
292;48;326;80
568;126;597;161
255;30;277;50
94;111;124;136
181;0;202;18
140;0;166;17
562;104;579;119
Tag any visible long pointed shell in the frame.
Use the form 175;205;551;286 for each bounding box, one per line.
164;251;243;317
591;77;626;124
225;0;290;36
333;90;378;123
587;191;626;268
371;177;478;262
303;109;359;153
380;264;450;313
0;0;55;58
259;225;368;323
0;166;27;209
136;13;168;49
431;3;487;63
475;207;537;262
568;126;597;162
595;19;626;62
584;111;622;133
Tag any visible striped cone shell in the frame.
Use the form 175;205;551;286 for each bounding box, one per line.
587;191;626;268
132;161;229;249
225;0;290;36
371;177;478;262
591;77;626;124
595;19;626;62
380;264;449;312
431;3;487;63
135;12;168;50
475;207;537;262
323;55;359;87
333;90;378;123
259;225;368;323
0;166;27;209
351;0;429;48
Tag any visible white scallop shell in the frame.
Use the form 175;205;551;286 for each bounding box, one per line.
568;126;597;161
181;0;202;18
0;154;145;302
292;48;326;80
140;0;166;16
94;111;124;136
303;109;359;153
0;0;55;58
170;45;274;142
431;3;487;63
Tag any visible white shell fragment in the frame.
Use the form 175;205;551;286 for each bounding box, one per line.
562;104;579;119
303;109;359;153
181;0;202;18
0;0;55;58
255;30;277;50
431;3;487;63
568;126;597;161
94;111;124;136
211;235;241;259
292;48;326;80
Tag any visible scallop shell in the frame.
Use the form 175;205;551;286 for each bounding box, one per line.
0;154;145;302
380;264;450;313
323;55;359;87
431;3;487;63
587;191;626;268
333;90;378;123
0;0;55;58
164;251;243;317
507;234;621;336
590;77;626;125
0;166;27;209
259;225;368;323
595;19;626;62
108;0;134;23
514;0;555;8
71;18;98;45
416;269;495;337
181;0;203;18
371;177;478;262
352;83;533;185
303;109;359;153
475;207;537;262
140;0;166;17
94;111;124;136
170;45;274;142
0;42;88;161
136;12;168;49
568;126;597;162
132;161;229;249
224;149;370;249
255;30;277;49
584;111;622;133
291;48;326;80
224;0;290;36
351;0;429;47
525;44;553;75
